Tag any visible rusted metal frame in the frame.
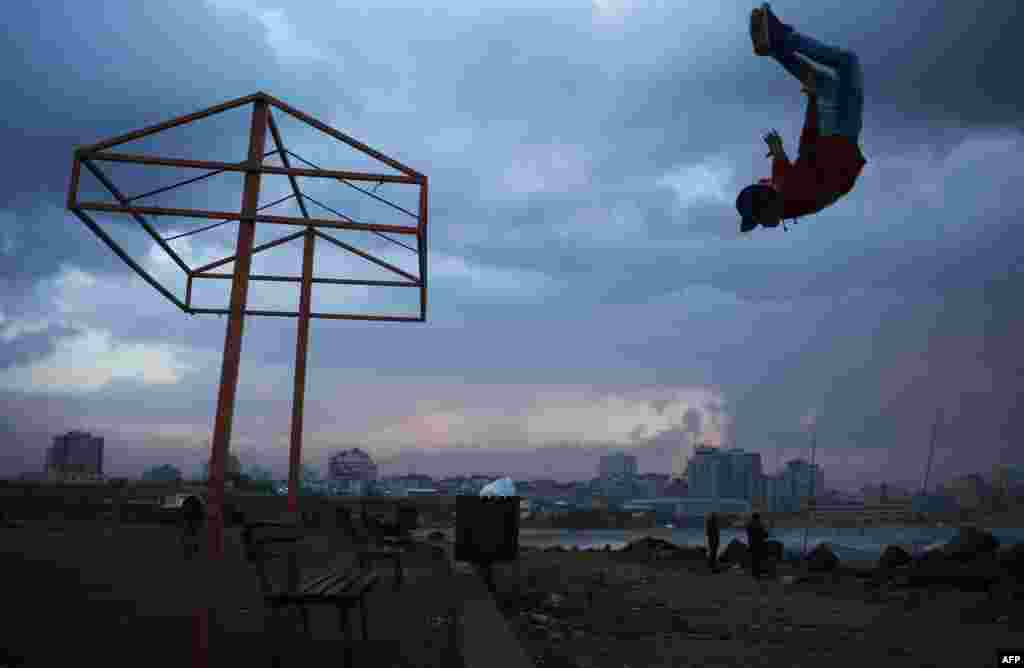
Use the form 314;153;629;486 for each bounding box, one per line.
164;219;234;243
193;272;418;288
296;191;357;224
162;193;296;243
192;229;306;274
67;157;82;209
313;229;420;284
80;151;418;184
261;93;423;179
287;228;315;513
81;159;192;275
266;109;311;220
418;177;428;320
75;201;419;235
69;208;189;312
300;192;417;254
207;98;270;570
190;308;421;321
75;93;260;154
125;149;279;202
286;149;420;220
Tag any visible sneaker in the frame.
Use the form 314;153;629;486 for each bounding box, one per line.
761;4;793;50
749;7;771;56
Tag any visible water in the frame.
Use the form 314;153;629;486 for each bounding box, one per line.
520;526;1024;562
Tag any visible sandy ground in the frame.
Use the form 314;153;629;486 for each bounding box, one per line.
483;549;1023;668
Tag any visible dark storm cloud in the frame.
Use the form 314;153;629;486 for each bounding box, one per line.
1;0;364;284
0;324;82;370
612;1;1023;161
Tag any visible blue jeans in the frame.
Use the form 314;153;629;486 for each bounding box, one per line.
771;29;863;142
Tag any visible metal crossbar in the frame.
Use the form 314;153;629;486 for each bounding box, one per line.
125;149;280;202
162;193;296;242
301;192;418;254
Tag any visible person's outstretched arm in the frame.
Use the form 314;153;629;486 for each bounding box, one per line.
767;131;791;186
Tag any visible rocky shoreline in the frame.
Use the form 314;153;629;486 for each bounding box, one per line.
430;526;1023;667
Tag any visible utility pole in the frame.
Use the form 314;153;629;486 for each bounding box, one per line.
801;422;817;559
921;408;942;496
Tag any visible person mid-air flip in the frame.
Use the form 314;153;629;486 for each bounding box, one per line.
736;4;867;233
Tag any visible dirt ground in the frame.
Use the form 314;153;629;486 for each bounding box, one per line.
0;522;459;667
3;522;1020;667
485;549;1023;668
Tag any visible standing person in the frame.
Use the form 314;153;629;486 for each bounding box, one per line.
745;512;768;578
705;512;721;572
181;495;204;559
736;3;867;233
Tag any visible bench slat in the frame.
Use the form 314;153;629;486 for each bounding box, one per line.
323;573;378;598
305;570;357;597
300;569;342;595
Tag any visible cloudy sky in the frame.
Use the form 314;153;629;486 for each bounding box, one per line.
2;1;1021;490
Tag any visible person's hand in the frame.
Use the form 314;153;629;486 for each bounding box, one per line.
764;129;784;159
801;62;817;96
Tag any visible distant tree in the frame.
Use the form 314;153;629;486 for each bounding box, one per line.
247;465;275;482
141;464;183;483
199;452;242;483
300;463;327;496
237;465;276;495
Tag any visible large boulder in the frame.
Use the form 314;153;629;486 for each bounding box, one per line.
621;536;682;561
914;546;952;572
720;538;749;566
806;543;839;572
944;527;999;562
621;536;678;552
997;542;1024;576
878;545;912;569
763;540;784;562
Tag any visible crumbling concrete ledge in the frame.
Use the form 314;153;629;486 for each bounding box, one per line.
448;561;534;668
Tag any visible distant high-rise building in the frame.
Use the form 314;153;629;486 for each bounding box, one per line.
47;431;104;482
635;472;671;498
328;448;378;483
664;477;689;497
599;452;638;478
685;446;763;503
728;449;763;502
783;458;824;504
763;474;794;512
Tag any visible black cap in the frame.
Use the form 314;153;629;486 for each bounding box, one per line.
736;184;775;232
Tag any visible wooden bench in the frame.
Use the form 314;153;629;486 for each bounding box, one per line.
242;522;379;666
336;509;408;590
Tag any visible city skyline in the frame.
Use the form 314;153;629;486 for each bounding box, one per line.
2;2;1022;492
4;429;983;496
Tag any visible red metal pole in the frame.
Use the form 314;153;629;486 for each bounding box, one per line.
198;98;268;668
418;176;428;321
287;228;316;514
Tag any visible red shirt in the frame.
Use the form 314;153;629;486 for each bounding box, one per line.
760;95;867;221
